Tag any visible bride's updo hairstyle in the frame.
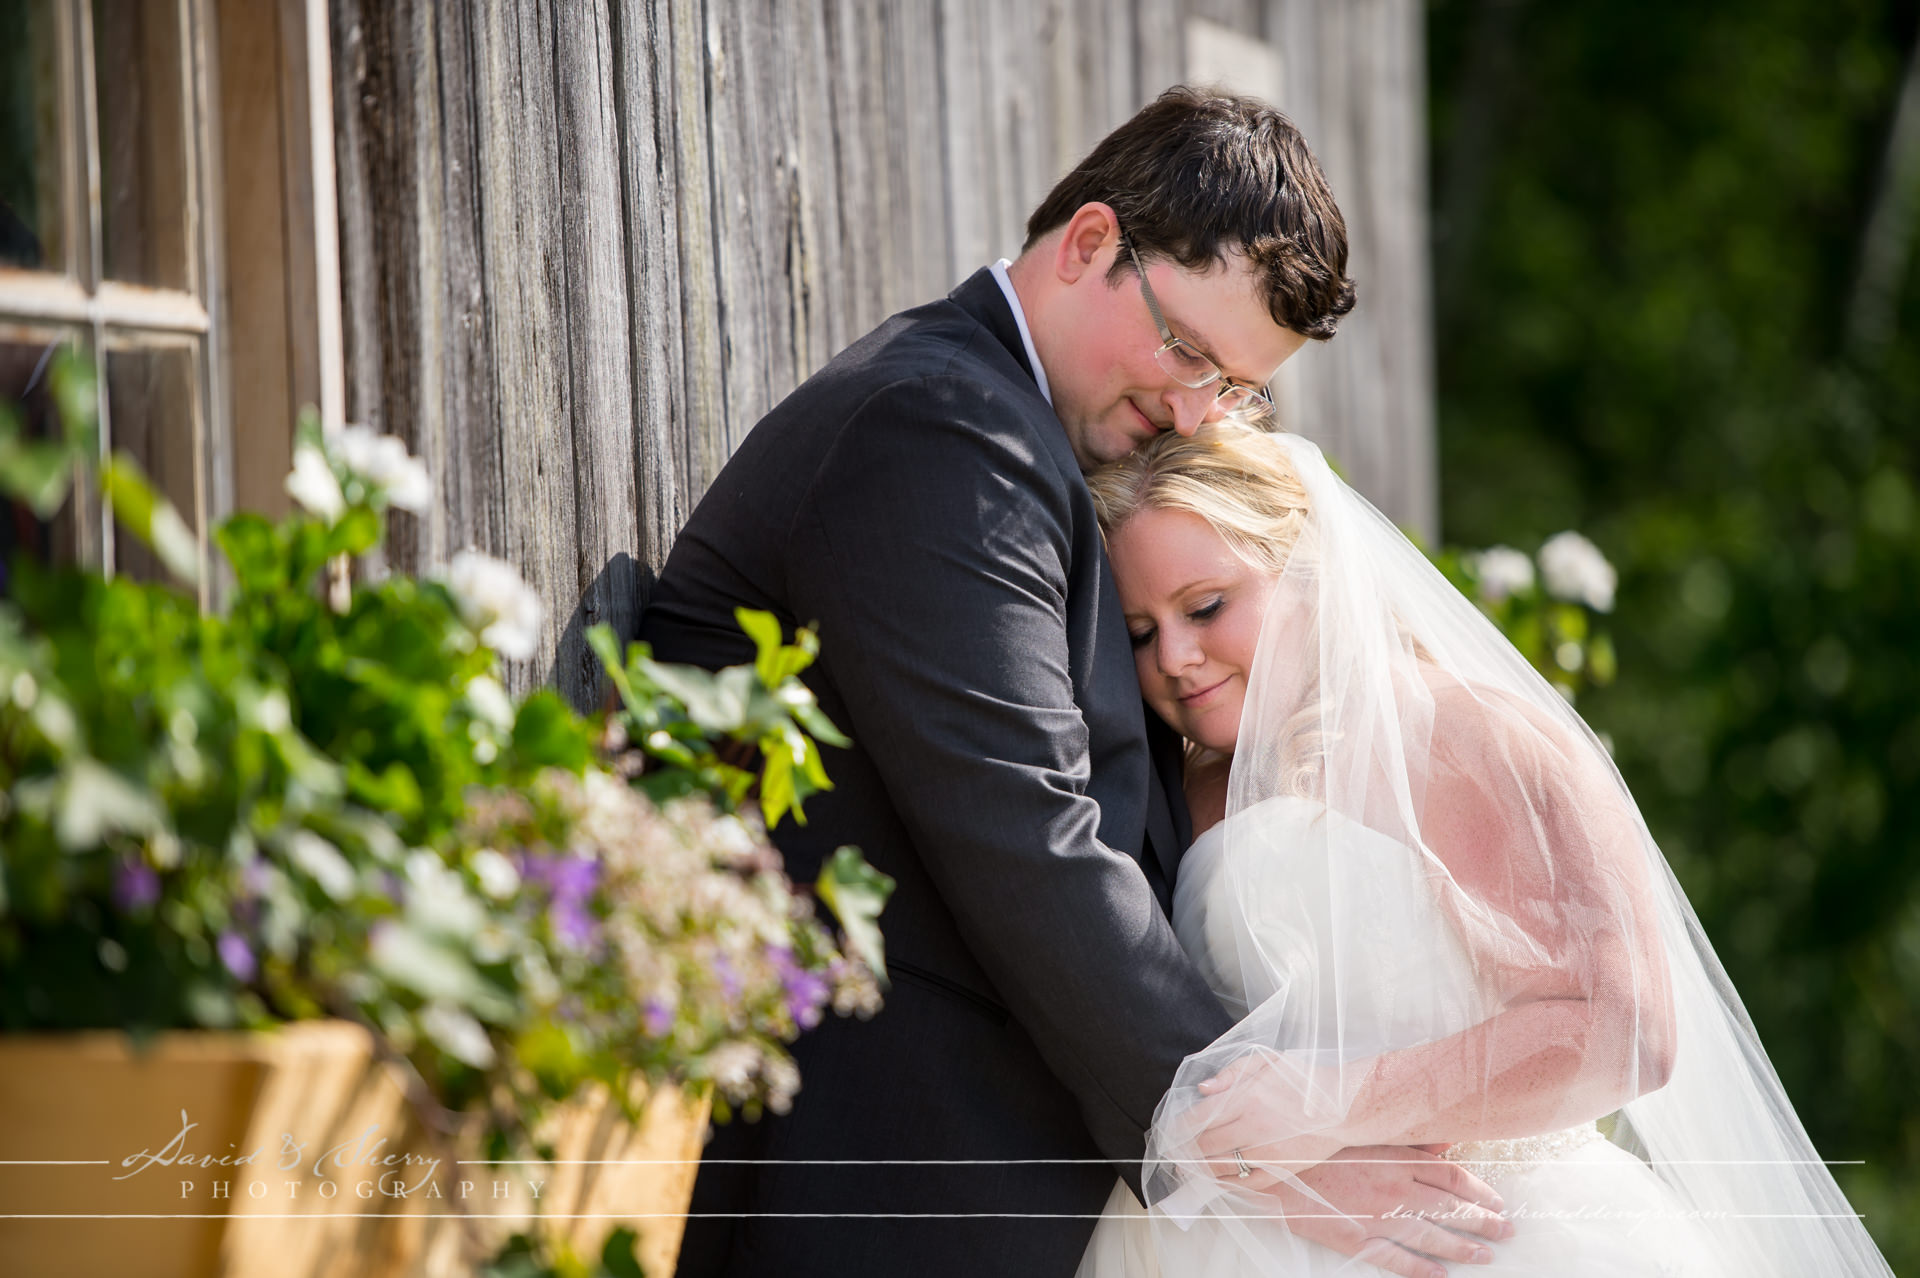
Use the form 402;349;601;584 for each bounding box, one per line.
1086;421;1313;575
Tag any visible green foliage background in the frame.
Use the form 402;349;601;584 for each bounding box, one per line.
1428;0;1920;1258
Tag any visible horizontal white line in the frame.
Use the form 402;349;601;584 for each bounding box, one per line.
0;1212;1871;1221
455;1158;1867;1167
0;1161;114;1166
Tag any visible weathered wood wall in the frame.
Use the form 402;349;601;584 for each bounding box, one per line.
328;0;1432;704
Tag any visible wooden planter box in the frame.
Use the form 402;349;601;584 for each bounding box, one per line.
0;1020;710;1277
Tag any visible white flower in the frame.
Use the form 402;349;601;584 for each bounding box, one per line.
404;848;487;939
701;1041;762;1098
1538;531;1617;612
285;442;345;523
419;1002;496;1069
285;829;356;901
463;674;516;731
470;847;521;900
447;550;544;660
337;424;432;512
1473;546;1536;603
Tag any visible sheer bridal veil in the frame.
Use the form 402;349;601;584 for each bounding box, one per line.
1128;428;1890;1276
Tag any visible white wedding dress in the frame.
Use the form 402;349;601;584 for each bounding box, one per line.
1075;427;1888;1278
1077;795;1728;1278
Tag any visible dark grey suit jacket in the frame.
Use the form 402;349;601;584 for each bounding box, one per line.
644;268;1233;1278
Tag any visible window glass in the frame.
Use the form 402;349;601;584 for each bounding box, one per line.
104;339;201;583
0;2;66;272
94;0;194;290
0;332;86;585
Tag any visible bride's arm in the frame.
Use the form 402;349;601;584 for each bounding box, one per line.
1190;686;1676;1169
1332;686;1676;1147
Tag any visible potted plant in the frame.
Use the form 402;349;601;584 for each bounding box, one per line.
0;353;890;1277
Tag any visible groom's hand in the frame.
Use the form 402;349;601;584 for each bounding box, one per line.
1274;1146;1512;1278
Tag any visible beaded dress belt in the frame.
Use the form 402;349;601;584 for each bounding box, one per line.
1439;1123;1606;1188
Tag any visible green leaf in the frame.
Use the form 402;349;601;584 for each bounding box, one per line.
322;505;384;559
215;513;286;594
585;622;641;713
789;698;851;749
816;845;893;984
0;409;77;515
102;452;202;587
347;759;425;820
759;750;797;830
48;346;100;454
599;1227;646;1278
736;607;786;686
639;659;752;733
1587;631;1617;685
510;691;596;772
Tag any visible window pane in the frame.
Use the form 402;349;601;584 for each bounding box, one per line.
94;0;193;291
0;331;86;585
0;2;67;272
105;340;202;584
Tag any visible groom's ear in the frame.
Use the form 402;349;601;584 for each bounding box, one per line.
1055;203;1120;286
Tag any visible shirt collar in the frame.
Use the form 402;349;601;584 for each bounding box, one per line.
989;258;1052;406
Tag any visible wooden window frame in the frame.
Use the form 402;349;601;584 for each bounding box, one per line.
0;0;345;607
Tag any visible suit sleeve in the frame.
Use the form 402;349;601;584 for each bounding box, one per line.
786;377;1234;1180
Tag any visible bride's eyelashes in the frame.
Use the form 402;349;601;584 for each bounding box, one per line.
1127;595;1228;648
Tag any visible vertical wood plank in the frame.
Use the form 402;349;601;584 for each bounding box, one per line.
884;3;953;301
665;0;728;501
469;1;579;693
550;0;641;706
1135;0;1186;102
612;0;692;583
781;3;848;373
820;0;888;336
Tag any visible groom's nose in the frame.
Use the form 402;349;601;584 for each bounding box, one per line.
1164;382;1221;436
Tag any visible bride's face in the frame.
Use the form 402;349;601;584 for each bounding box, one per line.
1108;506;1275;754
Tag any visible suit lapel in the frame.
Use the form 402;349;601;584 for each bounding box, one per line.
949;269;1038;384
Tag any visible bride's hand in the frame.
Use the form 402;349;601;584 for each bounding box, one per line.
1274;1146;1512;1278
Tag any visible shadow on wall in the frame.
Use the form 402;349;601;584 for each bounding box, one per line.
552;550;648;716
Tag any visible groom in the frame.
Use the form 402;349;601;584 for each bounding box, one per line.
644;88;1504;1278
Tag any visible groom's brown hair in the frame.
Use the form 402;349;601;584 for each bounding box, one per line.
1025;86;1355;340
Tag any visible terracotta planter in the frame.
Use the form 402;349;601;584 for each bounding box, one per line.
0;1020;711;1278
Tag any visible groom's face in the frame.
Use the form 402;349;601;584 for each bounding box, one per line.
1049;232;1307;470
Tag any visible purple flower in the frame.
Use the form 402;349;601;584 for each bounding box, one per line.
231;859;269;927
768;946;830;1030
643;999;674;1037
522;853;601;950
112;860;161;912
712;954;741;1002
217;930;257;983
549;898;598;949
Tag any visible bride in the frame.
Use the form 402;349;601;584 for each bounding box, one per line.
1077;424;1891;1277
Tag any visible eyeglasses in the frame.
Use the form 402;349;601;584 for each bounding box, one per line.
1120;232;1276;424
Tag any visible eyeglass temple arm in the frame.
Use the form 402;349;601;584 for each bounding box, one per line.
1120;234;1174;341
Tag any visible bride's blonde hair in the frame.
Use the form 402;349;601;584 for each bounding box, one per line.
1086;422;1313;572
1088;423;1326;792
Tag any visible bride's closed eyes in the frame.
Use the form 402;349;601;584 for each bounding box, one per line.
1128;594;1226;648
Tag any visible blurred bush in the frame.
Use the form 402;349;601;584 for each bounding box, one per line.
1429;0;1920;1260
